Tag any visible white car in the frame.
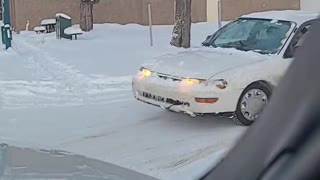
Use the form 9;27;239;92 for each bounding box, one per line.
132;10;320;126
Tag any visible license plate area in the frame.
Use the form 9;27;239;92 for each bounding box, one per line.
139;91;190;106
142;92;166;103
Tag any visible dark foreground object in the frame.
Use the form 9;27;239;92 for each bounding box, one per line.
0;144;158;180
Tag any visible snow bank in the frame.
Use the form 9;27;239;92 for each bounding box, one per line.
56;13;71;20
41;19;56;25
64;26;83;35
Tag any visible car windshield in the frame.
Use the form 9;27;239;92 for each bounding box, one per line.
210;18;293;54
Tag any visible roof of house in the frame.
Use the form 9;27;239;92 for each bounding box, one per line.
242;10;320;26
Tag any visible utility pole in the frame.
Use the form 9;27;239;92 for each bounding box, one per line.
1;0;12;49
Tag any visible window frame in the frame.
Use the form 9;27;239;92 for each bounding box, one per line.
207;17;295;55
283;19;320;59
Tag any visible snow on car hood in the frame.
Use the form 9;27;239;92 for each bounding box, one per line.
143;48;267;79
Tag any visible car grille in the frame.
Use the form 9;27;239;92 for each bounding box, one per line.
157;73;182;82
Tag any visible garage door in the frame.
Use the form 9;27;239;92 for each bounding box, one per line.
301;0;320;11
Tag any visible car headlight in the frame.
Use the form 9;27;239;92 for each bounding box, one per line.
138;67;152;78
205;79;228;89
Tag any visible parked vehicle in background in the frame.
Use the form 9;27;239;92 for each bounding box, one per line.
132;10;320;126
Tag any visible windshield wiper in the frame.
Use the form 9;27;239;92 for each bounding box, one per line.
219;44;247;52
216;41;246;50
250;49;271;55
212;42;272;55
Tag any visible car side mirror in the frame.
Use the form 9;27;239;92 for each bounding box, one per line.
202;35;212;46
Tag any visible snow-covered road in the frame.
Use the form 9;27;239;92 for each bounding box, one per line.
0;23;246;180
1;101;244;179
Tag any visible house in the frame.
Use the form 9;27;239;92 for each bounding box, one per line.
207;0;300;22
300;0;320;11
2;0;311;32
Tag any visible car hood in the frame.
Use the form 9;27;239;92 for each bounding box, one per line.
143;48;267;79
0;144;158;180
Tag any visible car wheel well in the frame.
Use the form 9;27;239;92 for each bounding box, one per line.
233;80;274;126
245;80;274;90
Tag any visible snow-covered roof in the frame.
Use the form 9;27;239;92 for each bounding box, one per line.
64;26;83;35
56;13;72;20
242;10;320;26
41;19;56;25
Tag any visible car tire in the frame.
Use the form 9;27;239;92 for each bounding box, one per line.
234;81;272;126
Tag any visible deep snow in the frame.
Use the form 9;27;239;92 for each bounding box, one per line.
0;22;245;180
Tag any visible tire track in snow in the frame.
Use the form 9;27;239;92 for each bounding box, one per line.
1;37;133;108
163;144;224;170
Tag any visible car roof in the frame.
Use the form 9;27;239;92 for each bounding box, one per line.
241;10;320;26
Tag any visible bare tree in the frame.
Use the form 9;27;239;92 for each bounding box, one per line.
170;0;192;48
80;0;100;32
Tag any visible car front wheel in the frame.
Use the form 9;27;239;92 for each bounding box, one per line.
234;82;272;126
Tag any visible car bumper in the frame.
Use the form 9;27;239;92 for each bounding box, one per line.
132;76;243;114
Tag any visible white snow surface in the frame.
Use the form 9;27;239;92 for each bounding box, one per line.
41;18;56;25
64;26;83;35
0;22;246;180
243;10;320;26
56;13;72;20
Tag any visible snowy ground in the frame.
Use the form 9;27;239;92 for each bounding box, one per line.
0;23;246;180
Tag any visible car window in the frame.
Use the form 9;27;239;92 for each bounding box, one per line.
284;24;312;58
295;27;310;47
214;20;256;44
211;18;293;54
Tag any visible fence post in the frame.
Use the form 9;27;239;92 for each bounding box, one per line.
25;20;30;31
148;2;153;47
218;0;222;29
